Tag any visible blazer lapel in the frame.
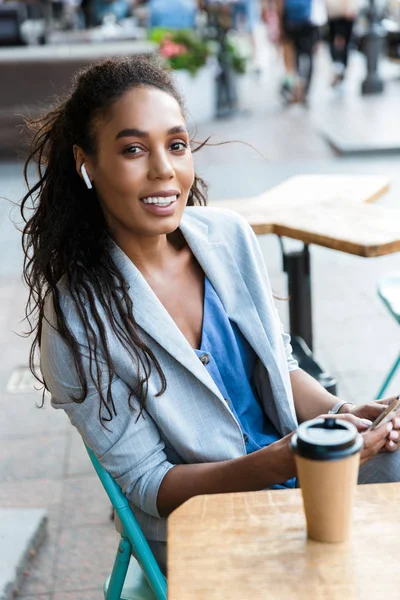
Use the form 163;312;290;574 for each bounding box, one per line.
180;210;297;435
109;240;224;400
179;213;279;373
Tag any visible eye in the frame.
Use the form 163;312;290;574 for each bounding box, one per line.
170;141;188;152
123;145;144;156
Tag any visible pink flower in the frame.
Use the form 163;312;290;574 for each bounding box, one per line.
160;39;188;59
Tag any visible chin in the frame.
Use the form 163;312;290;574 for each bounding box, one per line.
157;218;182;235
142;214;182;235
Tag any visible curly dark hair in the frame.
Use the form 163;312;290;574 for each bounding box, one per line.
21;54;208;424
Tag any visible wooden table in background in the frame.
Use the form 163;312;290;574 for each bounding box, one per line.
217;174;398;257
168;482;400;599
212;175;400;385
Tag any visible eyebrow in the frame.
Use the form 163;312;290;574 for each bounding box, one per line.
115;125;187;140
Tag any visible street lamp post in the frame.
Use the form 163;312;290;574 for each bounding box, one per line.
361;0;386;95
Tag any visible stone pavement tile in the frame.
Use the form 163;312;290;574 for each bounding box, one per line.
65;428;93;477
0;282;17;338
312;261;400;314
61;475;112;529
53;524;119;593
0;393;69;440
338;368;400;405
52;589;101;600
16;594;53;600
0;435;68;481
0;341;29;368
4;481;63;598
0;507;47;598
314;314;398;376
0;477;62;510
195;102;333;167
0;283;28;337
17;521;59;597
314;286;387;326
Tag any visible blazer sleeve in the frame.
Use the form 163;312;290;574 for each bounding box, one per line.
40;298;174;519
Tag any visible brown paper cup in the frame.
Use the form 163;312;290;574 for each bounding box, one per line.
295;451;360;542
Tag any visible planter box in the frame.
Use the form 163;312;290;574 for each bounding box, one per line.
173;61;217;124
0;39;156;157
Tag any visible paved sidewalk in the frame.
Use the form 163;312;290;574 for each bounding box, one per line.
0;41;399;599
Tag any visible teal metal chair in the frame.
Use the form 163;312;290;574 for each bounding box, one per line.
376;273;400;399
85;446;167;600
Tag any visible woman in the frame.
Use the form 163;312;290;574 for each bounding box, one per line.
21;55;400;573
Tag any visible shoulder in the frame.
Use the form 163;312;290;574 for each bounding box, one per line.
42;277;91;351
183;205;254;241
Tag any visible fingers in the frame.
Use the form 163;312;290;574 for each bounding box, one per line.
362;422;393;460
392;417;400;430
376;398;392;406
385;439;398;452
376;395;400;406
331;412;372;431
384;428;400;452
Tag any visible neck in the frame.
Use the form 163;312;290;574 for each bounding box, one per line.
113;228;186;277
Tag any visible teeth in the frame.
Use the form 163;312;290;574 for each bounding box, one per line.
142;195;177;206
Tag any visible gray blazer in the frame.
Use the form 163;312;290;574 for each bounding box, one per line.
41;207;299;548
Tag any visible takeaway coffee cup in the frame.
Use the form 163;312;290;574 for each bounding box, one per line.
291;417;363;543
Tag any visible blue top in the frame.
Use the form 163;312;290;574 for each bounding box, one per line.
194;277;295;489
149;0;197;28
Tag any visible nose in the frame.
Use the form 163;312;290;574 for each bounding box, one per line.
148;148;175;181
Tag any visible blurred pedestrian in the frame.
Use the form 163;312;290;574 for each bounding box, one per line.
261;0;281;46
92;0;130;25
149;0;197;28
232;0;261;72
279;0;327;104
326;0;358;87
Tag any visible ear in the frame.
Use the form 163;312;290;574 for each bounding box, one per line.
73;145;93;185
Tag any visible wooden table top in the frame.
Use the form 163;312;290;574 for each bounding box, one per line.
168;482;400;599
213;175;400;257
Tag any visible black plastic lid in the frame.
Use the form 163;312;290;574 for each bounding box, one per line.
291;417;363;461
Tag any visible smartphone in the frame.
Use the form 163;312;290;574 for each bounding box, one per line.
370;395;400;430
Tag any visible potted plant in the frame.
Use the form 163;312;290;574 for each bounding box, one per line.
149;27;248;122
148;27;217;123
149;28;211;75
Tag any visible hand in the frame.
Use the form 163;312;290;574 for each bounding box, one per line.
317;412;394;465
347;400;400;453
360;421;397;463
347;401;387;423
384;417;400;452
376;398;400;452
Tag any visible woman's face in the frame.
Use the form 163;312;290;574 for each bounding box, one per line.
87;85;195;242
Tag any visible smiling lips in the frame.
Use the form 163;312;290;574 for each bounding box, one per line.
141;195;178;206
140;190;180;207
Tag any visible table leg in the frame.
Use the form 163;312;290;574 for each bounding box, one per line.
280;240;337;395
282;244;313;350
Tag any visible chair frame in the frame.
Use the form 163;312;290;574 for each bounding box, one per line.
376;355;400;399
376;275;400;399
85;445;167;600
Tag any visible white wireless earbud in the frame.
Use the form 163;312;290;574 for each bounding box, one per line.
81;163;93;189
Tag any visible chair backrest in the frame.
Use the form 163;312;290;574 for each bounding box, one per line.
85;445;167;600
378;273;400;324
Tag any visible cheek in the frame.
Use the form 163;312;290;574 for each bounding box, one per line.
96;159;144;195
177;155;195;190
